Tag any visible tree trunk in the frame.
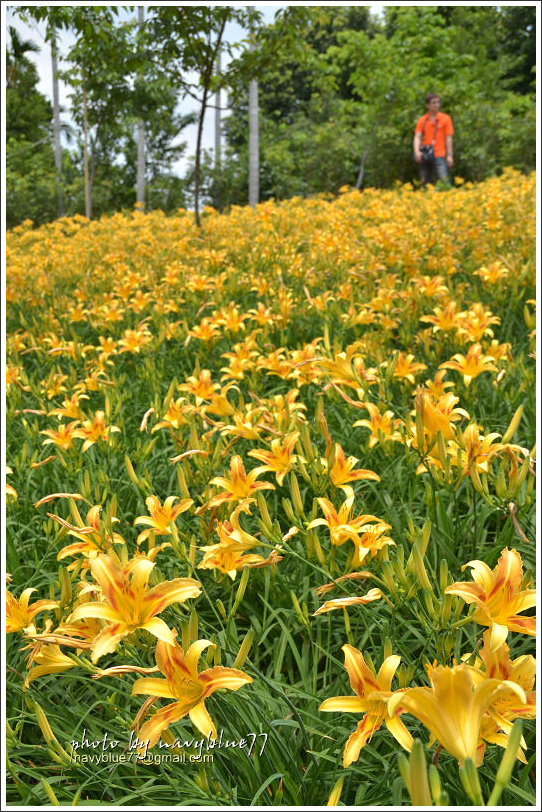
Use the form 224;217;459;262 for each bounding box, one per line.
51;26;64;217
355;147;370;190
214;47;221;209
194;17;227;228
136;5;146;212
194;85;209;228
248;8;259;207
82;66;91;219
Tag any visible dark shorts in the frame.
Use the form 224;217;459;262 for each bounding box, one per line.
419;157;450;186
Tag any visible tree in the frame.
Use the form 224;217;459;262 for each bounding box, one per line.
148;6;258;226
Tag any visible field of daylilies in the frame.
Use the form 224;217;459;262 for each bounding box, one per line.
5;168;537;808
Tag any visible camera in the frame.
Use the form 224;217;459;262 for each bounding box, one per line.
419;145;435;164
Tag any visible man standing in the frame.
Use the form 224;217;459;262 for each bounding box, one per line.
413;93;454;186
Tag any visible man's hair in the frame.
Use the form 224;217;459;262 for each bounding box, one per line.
425;93;440;104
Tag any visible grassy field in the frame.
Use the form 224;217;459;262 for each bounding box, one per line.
5;169;536;807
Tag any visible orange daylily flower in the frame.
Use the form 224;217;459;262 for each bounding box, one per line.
134;495;194;544
248;432;304;486
67;553;201;662
321;444;380;495
6;588;58;634
388;662;526;767
388;352;427;384
23;644;77;688
132;637;252;751
204;455;275;510
178;369;219;403
353;402;404;448
419;300;466;333
414;388;469;443
467;629;536;762
314;589;383;615
72;410;120;452
40;421;80;450
445;548;536;648
440;343;498;386
449;423;505;477
320;645;412;767
307;495;381;548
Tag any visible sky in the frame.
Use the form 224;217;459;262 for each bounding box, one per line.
5;2;385;178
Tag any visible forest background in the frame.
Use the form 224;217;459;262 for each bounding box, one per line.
5;4;537;229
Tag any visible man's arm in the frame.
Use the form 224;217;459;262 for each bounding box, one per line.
413;131;422;163
445;134;454;167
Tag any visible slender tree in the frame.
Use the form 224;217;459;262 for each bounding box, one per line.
50;25;64;216
248;8;259;207
136;5;146;212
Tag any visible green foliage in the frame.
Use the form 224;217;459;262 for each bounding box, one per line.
217;5;536;204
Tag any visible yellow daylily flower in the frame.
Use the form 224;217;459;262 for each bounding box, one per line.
6;465;17;500
388;662;526;767
320;645;412;767
67;553;201;662
23;644;77;688
307;495;381;548
353;402;404;448
445;548;536;647
197;503;278;579
49;504;126;561
134;495;194;544
321;444;380;495
466;629;536;762
6;588;58;634
204;455;275;510
440;343;498;386
414;388;469;443
72;410;120;452
132;637;252;752
248;432;304;486
40;420;81;450
314;589;383;615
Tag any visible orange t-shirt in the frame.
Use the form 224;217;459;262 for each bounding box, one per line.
415;112;453;158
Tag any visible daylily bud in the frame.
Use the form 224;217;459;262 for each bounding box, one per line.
188;607;198;642
125;455;140;486
327;775;345;806
291;591;308;628
487;720;523;806
501;405;523;444
469;466;493;504
233;628;254;669
311;531;326;566
256;491;273;533
495;466;507;499
299;423;315;463
428;764;448;806
59;566;72;608
439;559;449;592
459;757;484;805
282;497;296;524
231;566;250;616
177;465;190;499
408;739;432;807
290;473;305;516
41;778;60;806
441;594;453;625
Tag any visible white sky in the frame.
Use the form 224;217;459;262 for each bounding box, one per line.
6;2;385;177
